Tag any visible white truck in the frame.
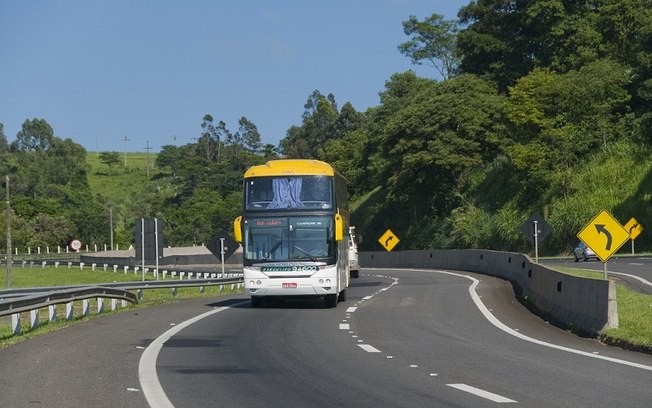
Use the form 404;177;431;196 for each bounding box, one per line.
348;226;359;279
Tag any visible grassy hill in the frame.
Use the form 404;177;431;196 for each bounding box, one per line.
86;152;161;199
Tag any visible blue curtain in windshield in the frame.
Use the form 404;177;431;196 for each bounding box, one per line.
267;178;305;209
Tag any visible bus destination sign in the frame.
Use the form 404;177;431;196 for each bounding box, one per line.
261;265;319;273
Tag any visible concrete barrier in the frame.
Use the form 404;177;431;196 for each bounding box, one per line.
360;249;617;335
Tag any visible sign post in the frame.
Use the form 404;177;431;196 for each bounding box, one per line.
577;210;630;279
520;213;552;263
623;217;643;255
533;220;539;263
208;229;237;278
220;237;225;277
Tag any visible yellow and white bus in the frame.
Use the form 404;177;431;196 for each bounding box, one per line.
234;159;350;308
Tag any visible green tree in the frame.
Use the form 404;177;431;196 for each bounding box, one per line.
199;114;222;163
99;151;121;172
238;116;262;154
377;74;505;222
398;13;460;79
0;123;8;152
280;90;342;158
12;118;54;152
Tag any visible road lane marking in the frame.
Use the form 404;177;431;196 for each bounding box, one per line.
139;300;249;408
339;323;350;330
358;344;381;353
346;307;357;313
362;295;373;300
405;268;652;372
609;271;652;287
447;384;517;403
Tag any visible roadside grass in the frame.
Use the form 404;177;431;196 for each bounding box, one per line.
602;285;652;348
1;265;146;288
553;265;652;349
0;266;242;349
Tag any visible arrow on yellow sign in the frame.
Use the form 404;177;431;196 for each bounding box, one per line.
577;210;629;262
378;229;400;252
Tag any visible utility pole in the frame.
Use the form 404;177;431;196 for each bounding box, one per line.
5;175;12;288
144;140;152;177
109;204;114;250
121;136;131;167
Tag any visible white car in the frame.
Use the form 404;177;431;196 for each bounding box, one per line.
573;242;597;262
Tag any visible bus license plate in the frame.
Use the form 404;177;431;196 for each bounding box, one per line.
282;282;297;288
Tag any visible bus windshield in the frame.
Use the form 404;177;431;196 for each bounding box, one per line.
243;216;335;264
245;176;333;210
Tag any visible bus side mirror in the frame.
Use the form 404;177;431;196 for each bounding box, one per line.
233;216;242;243
335;214;343;241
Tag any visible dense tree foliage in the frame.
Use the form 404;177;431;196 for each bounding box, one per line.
153;116;269;245
2;0;651;256
279;0;652;254
0;119;103;250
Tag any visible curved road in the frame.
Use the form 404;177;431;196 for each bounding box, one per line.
2;268;652;407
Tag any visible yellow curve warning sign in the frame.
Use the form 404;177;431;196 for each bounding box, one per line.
378;229;400;252
577;210;629;262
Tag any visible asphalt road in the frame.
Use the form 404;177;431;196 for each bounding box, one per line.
151;269;652;407
2;268;652;407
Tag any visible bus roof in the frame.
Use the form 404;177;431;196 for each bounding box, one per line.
244;159;335;178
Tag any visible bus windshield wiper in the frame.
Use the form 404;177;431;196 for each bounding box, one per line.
262;241;282;261
293;245;318;262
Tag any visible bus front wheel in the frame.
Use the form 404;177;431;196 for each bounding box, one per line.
324;294;338;308
339;289;346;302
251;296;264;308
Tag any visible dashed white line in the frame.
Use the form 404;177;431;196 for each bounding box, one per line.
346;307;358;313
339;323;350;330
362;295;373;300
358;344;381;353
447;384;517;403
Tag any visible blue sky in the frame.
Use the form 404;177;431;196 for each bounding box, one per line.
1;0;468;153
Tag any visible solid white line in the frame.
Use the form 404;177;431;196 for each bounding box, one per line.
396;268;652;372
447;383;517;403
358;344;381;353
139;300;249;408
339;323;350;330
346;307;357;313
609;271;652;287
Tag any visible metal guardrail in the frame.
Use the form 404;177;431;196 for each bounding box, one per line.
0;276;244;300
0;275;244;336
0;286;138;317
